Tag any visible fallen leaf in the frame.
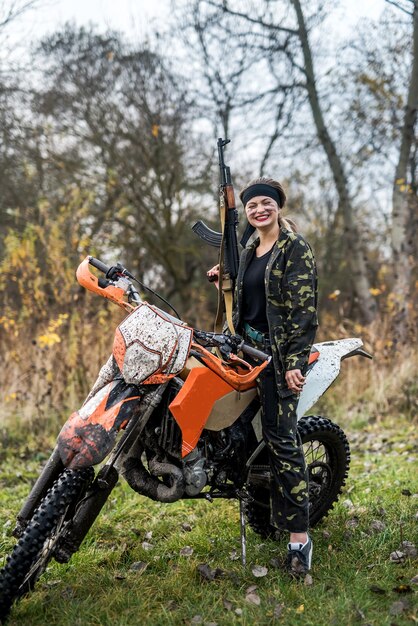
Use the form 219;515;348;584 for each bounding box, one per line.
180;546;194;557
389;600;409;616
295;604;304;613
141;541;154;551
401;489;412;496
114;573;126;580
245;591;261;606
274;603;284;618
390;551;405;563
130;561;147;574
401;540;417;558
235;608;243;616
322;530;331;540
270;557;282;569
197;564;215;581
392;584;412;594
191;616;203;624
181;522;192;532
144;531;153;540
229;549;239;561
223;599;233;611
246;584;258;593
345;517;359;529
369;585;386;595
304;574;313;586
411;575;418;585
252;565;268;578
197;563;224;581
342;499;354;509
369;520;386;533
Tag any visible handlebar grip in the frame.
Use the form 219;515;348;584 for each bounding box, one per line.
88;256;110;274
240;342;270;362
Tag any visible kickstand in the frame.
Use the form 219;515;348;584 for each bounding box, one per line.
239;498;247;567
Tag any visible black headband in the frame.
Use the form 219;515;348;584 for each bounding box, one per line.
241;183;283;208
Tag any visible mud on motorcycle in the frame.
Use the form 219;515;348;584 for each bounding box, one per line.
0;256;371;621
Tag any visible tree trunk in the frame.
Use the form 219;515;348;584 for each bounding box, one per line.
391;1;418;344
291;0;378;324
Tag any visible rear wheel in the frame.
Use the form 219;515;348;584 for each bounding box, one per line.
245;416;350;538
0;467;93;621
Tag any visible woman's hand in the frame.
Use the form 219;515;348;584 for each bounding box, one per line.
285;369;305;393
207;264;220;290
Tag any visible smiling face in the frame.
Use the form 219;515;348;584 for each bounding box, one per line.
245;195;280;232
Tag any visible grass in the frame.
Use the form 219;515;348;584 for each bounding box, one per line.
0;353;417;625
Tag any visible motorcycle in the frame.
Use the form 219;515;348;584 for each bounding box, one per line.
0;255;371;621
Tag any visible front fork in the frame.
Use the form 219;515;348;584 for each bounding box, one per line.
14;447;64;537
14;384;168;548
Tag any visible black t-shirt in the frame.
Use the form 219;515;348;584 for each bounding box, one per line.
242;245;274;333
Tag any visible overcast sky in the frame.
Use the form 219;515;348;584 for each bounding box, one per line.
7;0;387;49
34;0;385;34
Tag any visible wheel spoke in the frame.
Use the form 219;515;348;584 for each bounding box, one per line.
21;512;68;590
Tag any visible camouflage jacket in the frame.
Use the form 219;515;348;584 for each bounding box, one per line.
233;227;318;398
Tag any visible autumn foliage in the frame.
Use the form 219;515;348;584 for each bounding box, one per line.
0;6;417;421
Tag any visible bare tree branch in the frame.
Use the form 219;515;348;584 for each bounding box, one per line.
384;0;415;16
0;1;41;31
205;0;299;35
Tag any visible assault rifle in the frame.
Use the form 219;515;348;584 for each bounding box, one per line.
192;138;240;331
192;138;239;282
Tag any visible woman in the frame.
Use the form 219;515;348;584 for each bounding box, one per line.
207;177;318;576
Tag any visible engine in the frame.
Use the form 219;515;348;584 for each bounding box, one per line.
120;379;257;502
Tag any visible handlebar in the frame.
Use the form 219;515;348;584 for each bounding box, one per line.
239;342;270;362
193;329;270;363
89;256;110;274
84;261;270;364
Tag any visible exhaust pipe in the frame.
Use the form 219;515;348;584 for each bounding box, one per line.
121;440;185;503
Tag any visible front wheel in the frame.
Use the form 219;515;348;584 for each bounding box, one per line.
245;416;350;538
0;467;93;622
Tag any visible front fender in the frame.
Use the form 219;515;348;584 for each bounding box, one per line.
58;380;141;469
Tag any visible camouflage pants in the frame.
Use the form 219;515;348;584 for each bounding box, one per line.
258;361;309;532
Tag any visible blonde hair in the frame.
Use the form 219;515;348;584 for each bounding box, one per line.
239;176;297;233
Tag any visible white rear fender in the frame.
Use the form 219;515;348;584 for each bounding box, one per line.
297;338;364;419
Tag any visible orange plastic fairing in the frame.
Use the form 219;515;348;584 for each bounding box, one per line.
190;343;269;392
169;345;269;457
58;388;141;469
169;367;236;457
76;257;134;311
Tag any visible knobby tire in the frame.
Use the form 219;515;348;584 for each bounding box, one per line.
245;415;350;538
0;467;93;622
